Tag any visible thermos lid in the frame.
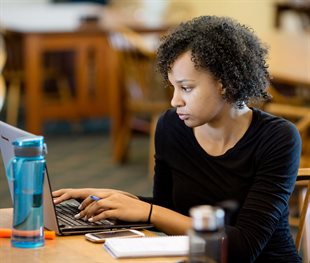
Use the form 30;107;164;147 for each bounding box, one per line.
13;136;47;157
190;205;225;231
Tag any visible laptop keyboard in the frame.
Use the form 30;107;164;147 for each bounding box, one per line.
56;201;115;227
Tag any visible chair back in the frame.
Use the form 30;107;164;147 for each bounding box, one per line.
108;27;169;106
264;103;310;166
107;27;171;166
294;168;310;253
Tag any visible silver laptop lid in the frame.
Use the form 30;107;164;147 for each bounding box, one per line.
0;121;60;234
0;121;153;235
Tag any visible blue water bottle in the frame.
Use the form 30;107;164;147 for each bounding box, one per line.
7;136;46;248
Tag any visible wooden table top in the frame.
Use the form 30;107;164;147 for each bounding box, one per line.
0;208;186;263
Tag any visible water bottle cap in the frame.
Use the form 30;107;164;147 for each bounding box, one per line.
13;136;47;157
190;205;225;231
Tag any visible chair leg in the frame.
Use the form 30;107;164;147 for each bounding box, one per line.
114;113;132;163
149;114;159;178
295;181;310;251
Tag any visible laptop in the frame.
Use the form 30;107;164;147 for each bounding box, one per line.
0;121;152;235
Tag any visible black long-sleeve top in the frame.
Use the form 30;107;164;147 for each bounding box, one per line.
140;108;302;263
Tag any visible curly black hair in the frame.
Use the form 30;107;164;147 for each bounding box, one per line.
156;16;271;108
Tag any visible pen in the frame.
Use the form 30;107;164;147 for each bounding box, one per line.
90;195;101;201
0;228;56;240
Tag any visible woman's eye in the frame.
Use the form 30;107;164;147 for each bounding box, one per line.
181;86;192;92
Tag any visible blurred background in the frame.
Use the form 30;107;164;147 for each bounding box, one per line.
0;0;309;259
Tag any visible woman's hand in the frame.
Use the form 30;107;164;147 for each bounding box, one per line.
76;192;151;223
52;188;138;205
52;188;192;235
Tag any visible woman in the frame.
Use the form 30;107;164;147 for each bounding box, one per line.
53;16;302;262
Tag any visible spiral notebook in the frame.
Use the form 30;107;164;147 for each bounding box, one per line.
103;235;189;258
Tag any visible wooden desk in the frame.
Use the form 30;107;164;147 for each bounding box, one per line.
2;4;112;134
2;4;170;134
260;30;310;87
0;208;186;263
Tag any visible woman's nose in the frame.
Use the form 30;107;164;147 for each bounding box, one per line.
170;90;184;108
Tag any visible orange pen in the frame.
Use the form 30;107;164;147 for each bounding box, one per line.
0;228;56;240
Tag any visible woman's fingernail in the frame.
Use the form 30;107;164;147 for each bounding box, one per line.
83;216;88;221
78;204;82;210
88;218;94;222
74;213;81;219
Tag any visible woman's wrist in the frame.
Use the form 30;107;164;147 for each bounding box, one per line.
147;203;153;224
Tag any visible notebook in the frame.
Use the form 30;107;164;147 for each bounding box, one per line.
104;235;189;258
0;121;152;235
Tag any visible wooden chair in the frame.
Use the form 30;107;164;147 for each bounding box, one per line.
267;84;305;106
264;84;310;162
264;102;310;167
289;168;310;257
108;27;171;171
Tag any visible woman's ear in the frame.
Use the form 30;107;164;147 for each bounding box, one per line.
218;81;225;95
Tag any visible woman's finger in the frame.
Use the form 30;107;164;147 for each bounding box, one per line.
75;200;103;219
88;209;116;222
53;188;95;204
52;188;71;197
53;191;74;204
78;195;98;211
80;198;115;219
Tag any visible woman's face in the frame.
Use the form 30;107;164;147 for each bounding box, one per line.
168;51;227;128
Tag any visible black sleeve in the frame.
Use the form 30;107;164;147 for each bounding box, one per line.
226;121;301;263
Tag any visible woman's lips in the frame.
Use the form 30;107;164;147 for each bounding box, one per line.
177;114;189;121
